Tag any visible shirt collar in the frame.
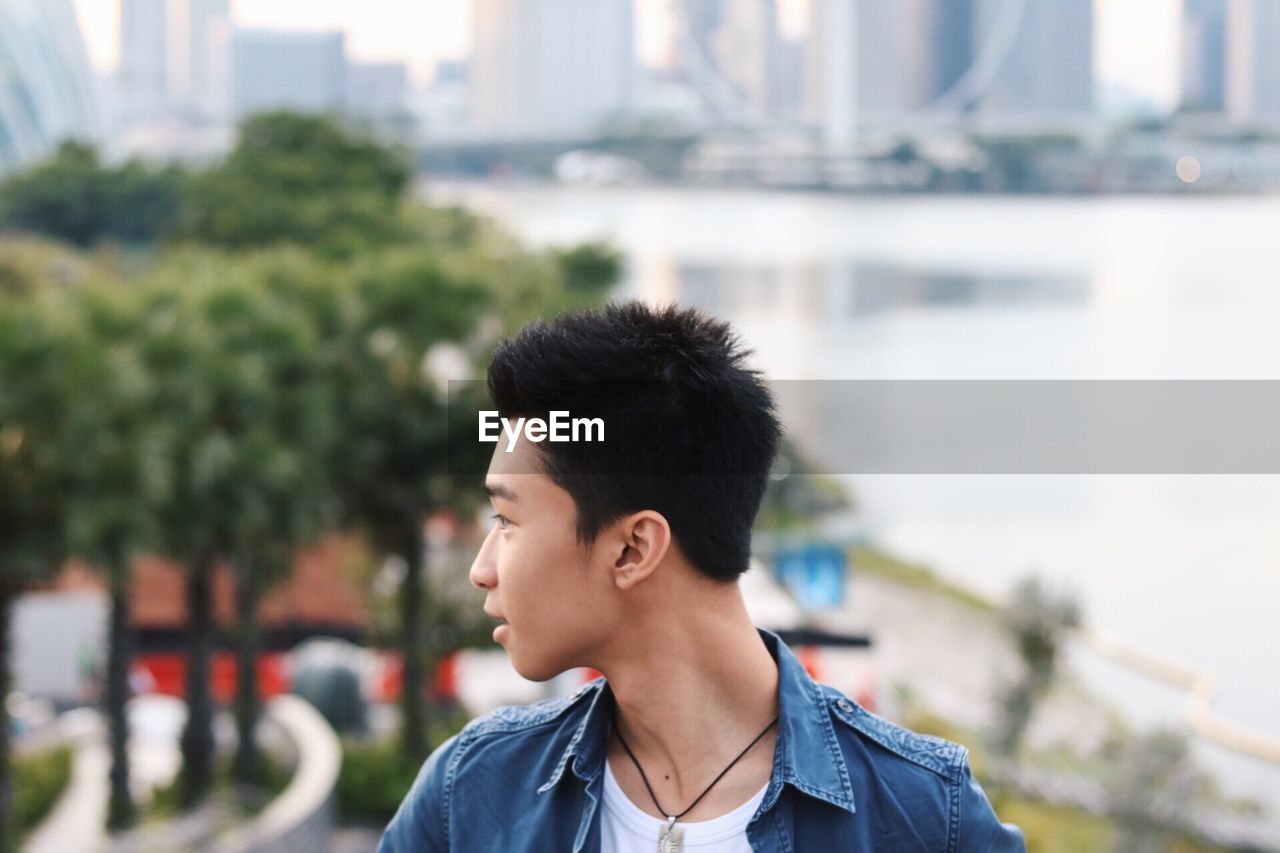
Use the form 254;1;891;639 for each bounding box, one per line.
537;628;857;817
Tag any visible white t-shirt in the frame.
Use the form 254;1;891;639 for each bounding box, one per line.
600;760;769;853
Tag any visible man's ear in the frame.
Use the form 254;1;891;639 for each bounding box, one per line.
611;511;672;590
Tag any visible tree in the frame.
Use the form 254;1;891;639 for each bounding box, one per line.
0;141;183;248
214;253;340;785
0;290;65;851
1103;728;1215;853
51;281;174;829
128;250;338;804
993;575;1081;759
182;112;413;257
328;249;487;760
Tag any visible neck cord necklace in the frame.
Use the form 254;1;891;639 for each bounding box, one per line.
612;708;778;853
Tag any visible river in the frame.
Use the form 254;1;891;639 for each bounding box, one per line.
429;182;1280;807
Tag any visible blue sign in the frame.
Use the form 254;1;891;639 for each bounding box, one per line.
774;543;847;609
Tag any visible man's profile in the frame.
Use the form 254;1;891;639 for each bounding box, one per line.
379;302;1024;852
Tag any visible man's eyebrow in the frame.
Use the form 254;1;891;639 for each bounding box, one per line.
484;482;520;503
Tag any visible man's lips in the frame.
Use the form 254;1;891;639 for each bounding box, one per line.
484;606;509;641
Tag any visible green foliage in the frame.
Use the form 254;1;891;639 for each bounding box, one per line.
13;744;73;844
182;113;413;257
994;576;1082;758
0;235;99;299
146;750;291;821
0;291;66;582
0;141;184;247
130;248;341;562
1101;728;1219;852
0;112;624;824
336;738;423;823
337;707;471;822
987;792;1115;853
551;242;623;297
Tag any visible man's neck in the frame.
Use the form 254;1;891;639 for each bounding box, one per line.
594;586;780;802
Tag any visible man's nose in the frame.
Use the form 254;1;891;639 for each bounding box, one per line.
469;525;498;591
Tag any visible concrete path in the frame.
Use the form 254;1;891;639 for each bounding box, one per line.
23;697;186;853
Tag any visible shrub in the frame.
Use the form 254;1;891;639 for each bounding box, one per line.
14;744;74;844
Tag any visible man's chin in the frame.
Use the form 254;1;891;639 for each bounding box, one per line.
504;646;566;683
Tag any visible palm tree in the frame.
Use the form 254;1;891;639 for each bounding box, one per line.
0;289;66;849
994;575;1082;758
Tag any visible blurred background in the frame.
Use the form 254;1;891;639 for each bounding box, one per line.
3;1;1280;851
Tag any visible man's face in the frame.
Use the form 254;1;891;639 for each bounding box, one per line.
468;437;617;681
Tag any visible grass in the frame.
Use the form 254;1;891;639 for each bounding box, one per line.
14;743;74;846
852;545;997;613
900;708;1241;853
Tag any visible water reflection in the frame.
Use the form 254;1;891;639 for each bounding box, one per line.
676;261;1087;318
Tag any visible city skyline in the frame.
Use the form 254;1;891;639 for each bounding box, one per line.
73;0;1180;107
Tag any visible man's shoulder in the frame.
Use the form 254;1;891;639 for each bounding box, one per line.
441;678;601;773
817;684;968;783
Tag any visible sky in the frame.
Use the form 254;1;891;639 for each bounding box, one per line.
71;0;1182;107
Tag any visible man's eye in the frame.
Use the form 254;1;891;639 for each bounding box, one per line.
491;513;510;530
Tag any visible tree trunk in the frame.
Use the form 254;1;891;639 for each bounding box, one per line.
399;522;428;760
0;581;14;853
180;551;216;806
105;562;136;828
232;555;261;785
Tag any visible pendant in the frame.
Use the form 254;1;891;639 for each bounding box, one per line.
657;816;684;853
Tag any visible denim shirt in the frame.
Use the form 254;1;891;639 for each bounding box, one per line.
379;629;1025;852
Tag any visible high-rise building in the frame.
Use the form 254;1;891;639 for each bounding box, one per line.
346;61;410;120
806;0;962;143
715;0;782;115
231;29;346;120
971;0;1093;123
1182;0;1226;112
187;0;231;122
0;0;99;172
470;0;635;136
932;0;975;103
1225;0;1280;123
119;0;169;122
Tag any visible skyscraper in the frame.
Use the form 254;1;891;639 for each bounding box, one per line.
1182;0;1226;111
231;29;346;120
119;0;169;122
715;0;782;115
806;0;962;143
346;61;410;120
971;0;1093;123
1225;0;1280;123
187;0;231;122
470;0;635;137
0;0;99;172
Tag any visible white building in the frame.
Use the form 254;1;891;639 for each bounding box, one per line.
1182;0;1227;112
970;0;1093;127
470;0;635;137
715;0;782;116
186;0;231;123
806;0;949;144
1225;0;1280;124
231;28;346;120
347;61;410;121
118;0;169;122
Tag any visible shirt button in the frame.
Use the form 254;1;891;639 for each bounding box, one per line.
836;699;853;713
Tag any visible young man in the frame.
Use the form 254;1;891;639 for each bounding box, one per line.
380;303;1024;852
